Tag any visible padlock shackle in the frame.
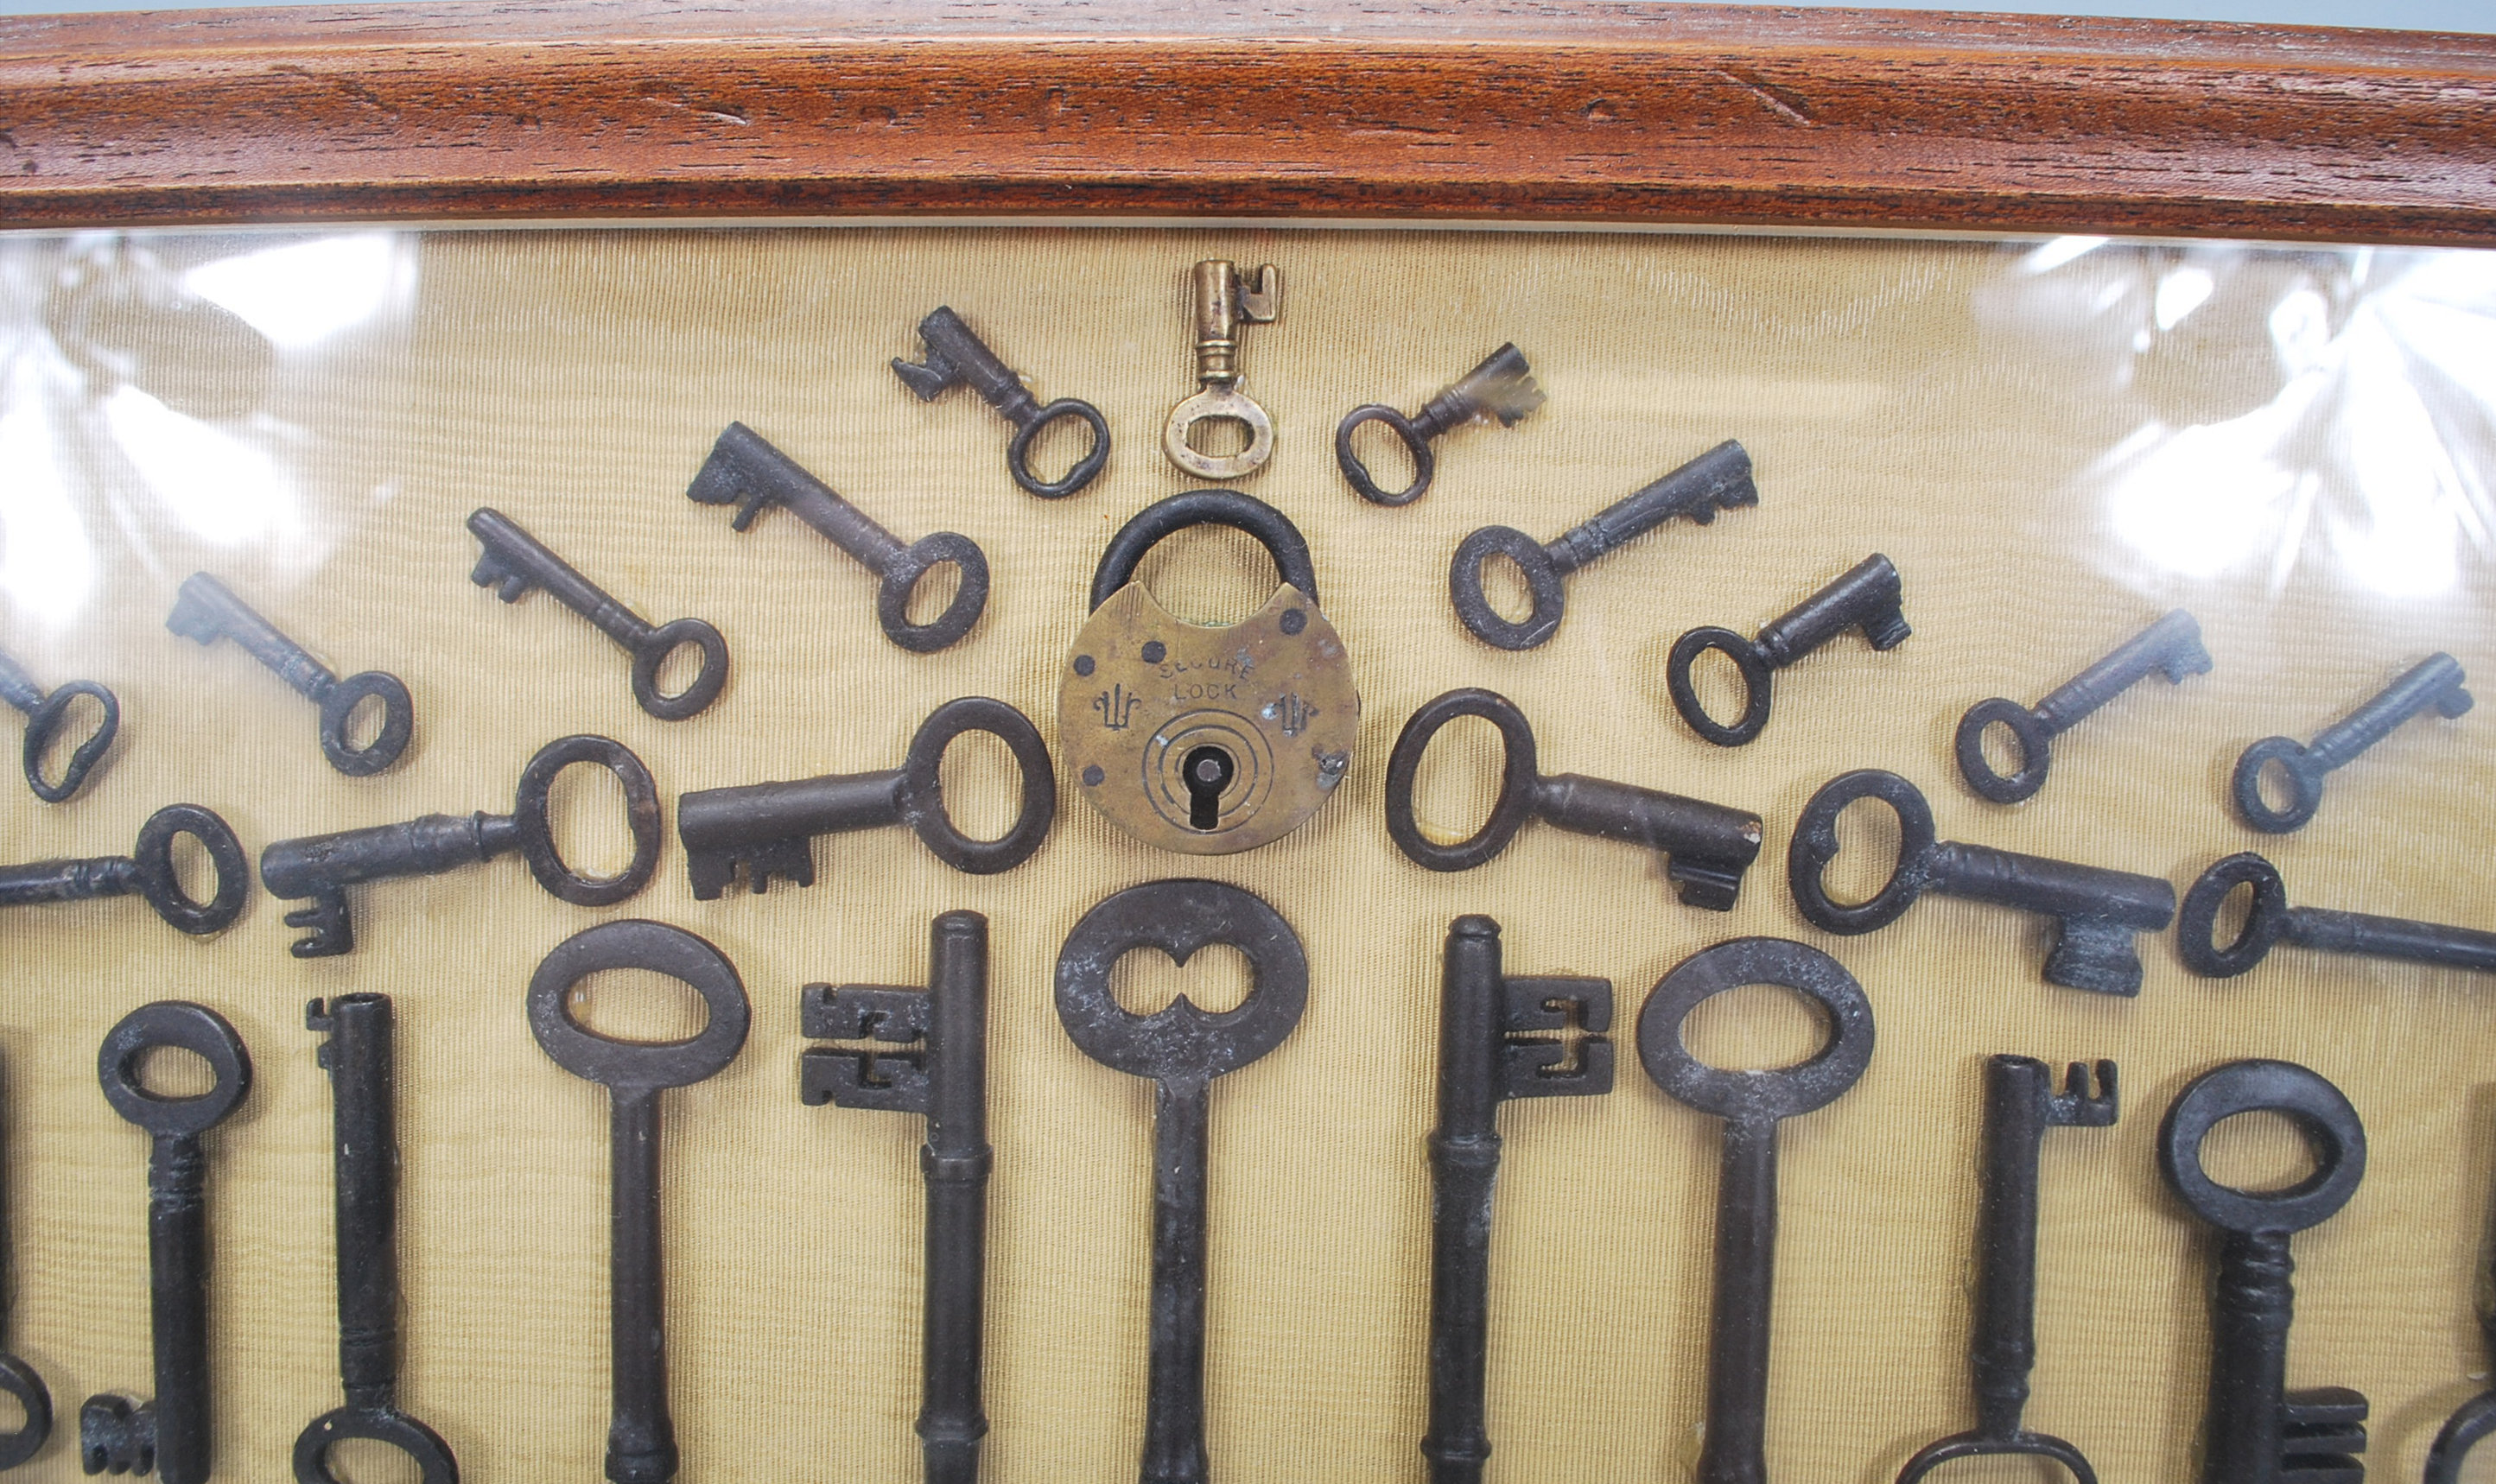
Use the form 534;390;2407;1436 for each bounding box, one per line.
1087;489;1320;612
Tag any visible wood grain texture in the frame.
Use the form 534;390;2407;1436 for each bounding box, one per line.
0;0;2490;244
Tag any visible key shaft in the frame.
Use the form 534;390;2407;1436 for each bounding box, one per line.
168;572;336;699
2032;610;2212;737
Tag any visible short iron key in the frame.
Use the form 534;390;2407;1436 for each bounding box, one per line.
1055;880;1308;1484
892;308;1110;499
467;509;729;720
1336;344;1544;508
167;573;412;775
2232;652;2470;833
0;803;247;936
1957;609;2212;804
0;647;117;802
1667;554;1911;747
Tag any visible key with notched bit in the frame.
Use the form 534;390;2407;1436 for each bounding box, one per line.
467;508;731;720
167;573;414;776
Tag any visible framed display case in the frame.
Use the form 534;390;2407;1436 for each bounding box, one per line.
0;4;2490;1482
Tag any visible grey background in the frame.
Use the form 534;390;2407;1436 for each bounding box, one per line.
0;0;2487;30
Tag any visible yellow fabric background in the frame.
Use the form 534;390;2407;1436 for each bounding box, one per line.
0;225;2491;1483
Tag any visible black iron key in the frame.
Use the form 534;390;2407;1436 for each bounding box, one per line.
892;307;1111;499
2160;1059;2368;1484
1336;344;1544;508
2232;652;2471;833
2427;1143;2496;1484
467;509;729;720
260;734;661;957
1666;554;1911;747
0;1050;51;1473
1637;937;1874;1484
82;1002;252;1483
684;422;990;652
0;648;117;802
2180;851;2496;982
801;910;992;1484
0;803;247;936
1788;768;2175;995
166;573;413;775
1385;688;1762;910
1956;609;2212;804
1425;915;1610;1484
529;920;750;1484
1895;1056;2117;1484
677;696;1053;898
1448;439;1756;650
1054;880;1308;1484
295;994;456;1484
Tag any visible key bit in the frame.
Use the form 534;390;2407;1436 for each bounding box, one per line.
1164;261;1280;480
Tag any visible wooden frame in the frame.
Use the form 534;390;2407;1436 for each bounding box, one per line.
0;0;2490;245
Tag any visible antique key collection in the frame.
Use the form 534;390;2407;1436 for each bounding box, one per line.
3;256;2491;1482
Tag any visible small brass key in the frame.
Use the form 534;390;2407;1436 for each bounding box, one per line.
1164;261;1280;480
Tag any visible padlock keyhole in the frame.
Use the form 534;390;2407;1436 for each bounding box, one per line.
1183;745;1235;831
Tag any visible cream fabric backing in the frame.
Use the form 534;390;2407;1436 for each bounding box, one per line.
0;225;2491;1484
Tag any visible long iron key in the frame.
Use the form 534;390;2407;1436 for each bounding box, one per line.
528;921;749;1484
82;1002;252;1483
2428;1141;2496;1483
295;995;456;1484
1896;1056;2117;1484
1425;916;1610;1484
1054;880;1308;1484
2179;851;2496;982
0;1050;50;1472
802;910;993;1484
467;509;730;720
166;573;412;775
1637;938;1874;1484
0;804;247;937
0;647;117;802
2161;1059;2368;1484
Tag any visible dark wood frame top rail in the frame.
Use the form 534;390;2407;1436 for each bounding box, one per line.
1;0;2490;244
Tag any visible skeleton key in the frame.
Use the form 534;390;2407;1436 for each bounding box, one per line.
467;509;729;720
1425;916;1610;1484
2181;851;2496;982
1336;344;1545;508
1054;880;1308;1484
2427;1142;2496;1484
1385;688;1762;910
0;648;117;802
893;307;1111;499
2160;1059;2368;1484
295;995;456;1484
1788;768;2175;995
1637;938;1875;1484
2232;653;2471;833
800;910;992;1484
166;573;412;775
1449;439;1757;651
1666;554;1911;747
1956;609;2212;804
0;803;247;936
1895;1056;2117;1484
684;422;989;653
82;1002;252;1483
529;920;750;1484
676;696;1053;898
0;1051;50;1473
1163;261;1280;480
260;733;661;957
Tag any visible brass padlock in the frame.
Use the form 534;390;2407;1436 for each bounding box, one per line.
1061;491;1358;854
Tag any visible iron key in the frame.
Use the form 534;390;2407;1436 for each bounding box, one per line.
1667;554;1911;747
677;696;1053;898
1788;768;2175;995
1449;440;1756;650
529;920;751;1484
1385;688;1762;910
685;422;989;653
0;1050;50;1472
1956;609;2212;804
261;734;661;957
0;803;247;936
1054;880;1308;1484
892;307;1110;499
467;509;729;720
2232;652;2470;833
1336;344;1544;508
2160;1059;2368;1484
2179;851;2496;981
2426;1142;2496;1484
1896;1056;2117;1484
1425;916;1610;1484
166;573;412;775
295;995;456;1484
0;648;117;802
82;1002;252;1483
801;910;993;1484
1637;937;1875;1484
